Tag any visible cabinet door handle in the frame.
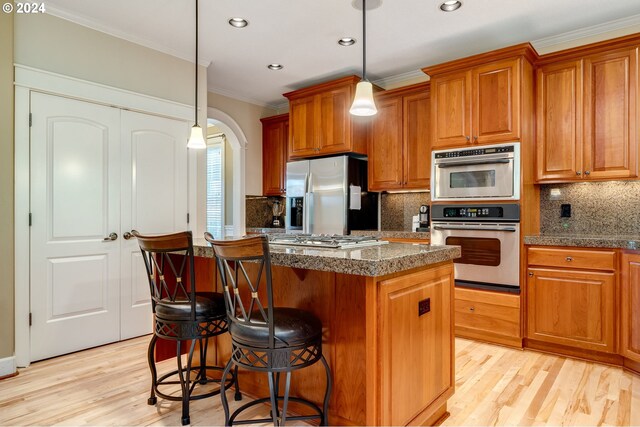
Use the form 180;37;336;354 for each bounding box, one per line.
576;171;582;176
528;271;533;277
565;256;573;262
473;136;478;143
469;306;475;312
585;170;591;175
465;136;470;142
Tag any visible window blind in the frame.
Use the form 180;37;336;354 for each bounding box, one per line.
206;136;225;239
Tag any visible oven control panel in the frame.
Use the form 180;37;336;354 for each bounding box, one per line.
443;206;504;218
431;204;520;222
434;145;515;159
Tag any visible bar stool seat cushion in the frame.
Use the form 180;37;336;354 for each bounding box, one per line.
229;307;322;349
156;292;225;321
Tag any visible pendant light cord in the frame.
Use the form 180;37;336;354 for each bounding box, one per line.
362;0;367;81
194;0;199;125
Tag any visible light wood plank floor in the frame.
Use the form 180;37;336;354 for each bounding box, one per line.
1;336;638;426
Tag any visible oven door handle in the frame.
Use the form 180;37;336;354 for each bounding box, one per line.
436;159;511;168
432;225;517;232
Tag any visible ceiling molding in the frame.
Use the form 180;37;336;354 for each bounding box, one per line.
371;70;429;89
44;5;211;67
532;13;640;52
207;85;282;110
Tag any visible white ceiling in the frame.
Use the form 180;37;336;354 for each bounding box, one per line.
44;0;640;108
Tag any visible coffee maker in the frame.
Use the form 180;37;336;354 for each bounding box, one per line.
417;205;430;232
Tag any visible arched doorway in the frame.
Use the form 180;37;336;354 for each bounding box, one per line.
199;107;247;237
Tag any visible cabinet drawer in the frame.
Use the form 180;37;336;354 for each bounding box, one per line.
527;247;616;271
455;287;521;347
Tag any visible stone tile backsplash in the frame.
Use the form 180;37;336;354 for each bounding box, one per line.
540;182;640;236
246;196;285;228
380;192;430;231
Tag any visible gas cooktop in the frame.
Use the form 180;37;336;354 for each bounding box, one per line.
267;234;389;249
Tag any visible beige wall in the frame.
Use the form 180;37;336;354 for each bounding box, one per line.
207;92;277;196
14;13;202;106
1;11;14;360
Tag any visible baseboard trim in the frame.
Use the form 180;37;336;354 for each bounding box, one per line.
0;356;17;378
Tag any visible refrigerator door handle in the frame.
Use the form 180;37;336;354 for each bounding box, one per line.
306;192;314;234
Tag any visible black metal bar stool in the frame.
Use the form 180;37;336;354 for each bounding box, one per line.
205;233;332;426
134;230;240;426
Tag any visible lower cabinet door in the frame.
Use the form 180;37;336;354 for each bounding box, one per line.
622;253;640;363
378;264;454;426
527;267;615;353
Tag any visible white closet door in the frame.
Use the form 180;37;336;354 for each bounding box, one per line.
30;93;121;361
120;110;189;340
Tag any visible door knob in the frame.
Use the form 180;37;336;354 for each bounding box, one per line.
123;231;134;240
103;232;118;241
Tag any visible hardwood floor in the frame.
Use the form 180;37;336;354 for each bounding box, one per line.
0;336;638;426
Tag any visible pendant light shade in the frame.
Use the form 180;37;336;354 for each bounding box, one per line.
350;80;377;116
187;124;206;149
350;0;377;116
187;0;206;149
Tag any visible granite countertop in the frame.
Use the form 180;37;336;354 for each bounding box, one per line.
245;227;285;234
193;239;459;277
524;235;640;250
350;230;431;240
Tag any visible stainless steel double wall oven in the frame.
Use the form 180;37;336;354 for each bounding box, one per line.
430;143;521;293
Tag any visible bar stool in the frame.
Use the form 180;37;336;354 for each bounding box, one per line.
134;230;240;426
205;233;332;426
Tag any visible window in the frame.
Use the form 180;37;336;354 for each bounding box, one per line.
206;134;225;239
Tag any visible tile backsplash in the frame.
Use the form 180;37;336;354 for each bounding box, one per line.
540;182;640;236
380;192;430;231
246;196;285;228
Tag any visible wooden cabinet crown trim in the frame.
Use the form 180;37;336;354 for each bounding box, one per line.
375;81;430;100
422;42;538;77
536;32;640;65
260;113;289;124
283;75;382;99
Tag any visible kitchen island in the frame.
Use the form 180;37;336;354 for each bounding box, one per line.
193;239;460;426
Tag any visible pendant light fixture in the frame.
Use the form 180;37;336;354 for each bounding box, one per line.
187;0;206;149
349;0;377;116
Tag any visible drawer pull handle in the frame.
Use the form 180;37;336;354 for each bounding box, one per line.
566;256;573;262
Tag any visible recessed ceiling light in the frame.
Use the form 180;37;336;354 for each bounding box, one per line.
228;17;248;28
440;0;462;12
267;64;283;70
338;37;356;46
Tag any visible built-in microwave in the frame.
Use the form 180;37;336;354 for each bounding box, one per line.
431;143;520;202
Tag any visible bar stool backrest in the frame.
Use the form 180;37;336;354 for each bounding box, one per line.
205;234;276;349
133;230;197;321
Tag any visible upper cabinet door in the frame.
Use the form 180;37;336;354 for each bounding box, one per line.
583;48;638;180
318;85;352;154
431;70;472;149
536;60;583;181
368;96;404;191
403;91;431;189
288;95;317;158
473;58;521;144
262;116;288;196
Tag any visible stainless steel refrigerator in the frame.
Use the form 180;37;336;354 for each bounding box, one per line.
285;155;378;235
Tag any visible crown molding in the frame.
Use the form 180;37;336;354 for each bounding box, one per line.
372;70;429;89
532;13;640;53
207;85;283;110
44;6;211;67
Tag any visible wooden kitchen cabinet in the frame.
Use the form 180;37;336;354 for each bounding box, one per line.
368;82;430;191
526;247;616;354
425;52;528;149
536;46;638;182
621;252;640;368
261;113;289;196
284;75;368;159
378;264;453;426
